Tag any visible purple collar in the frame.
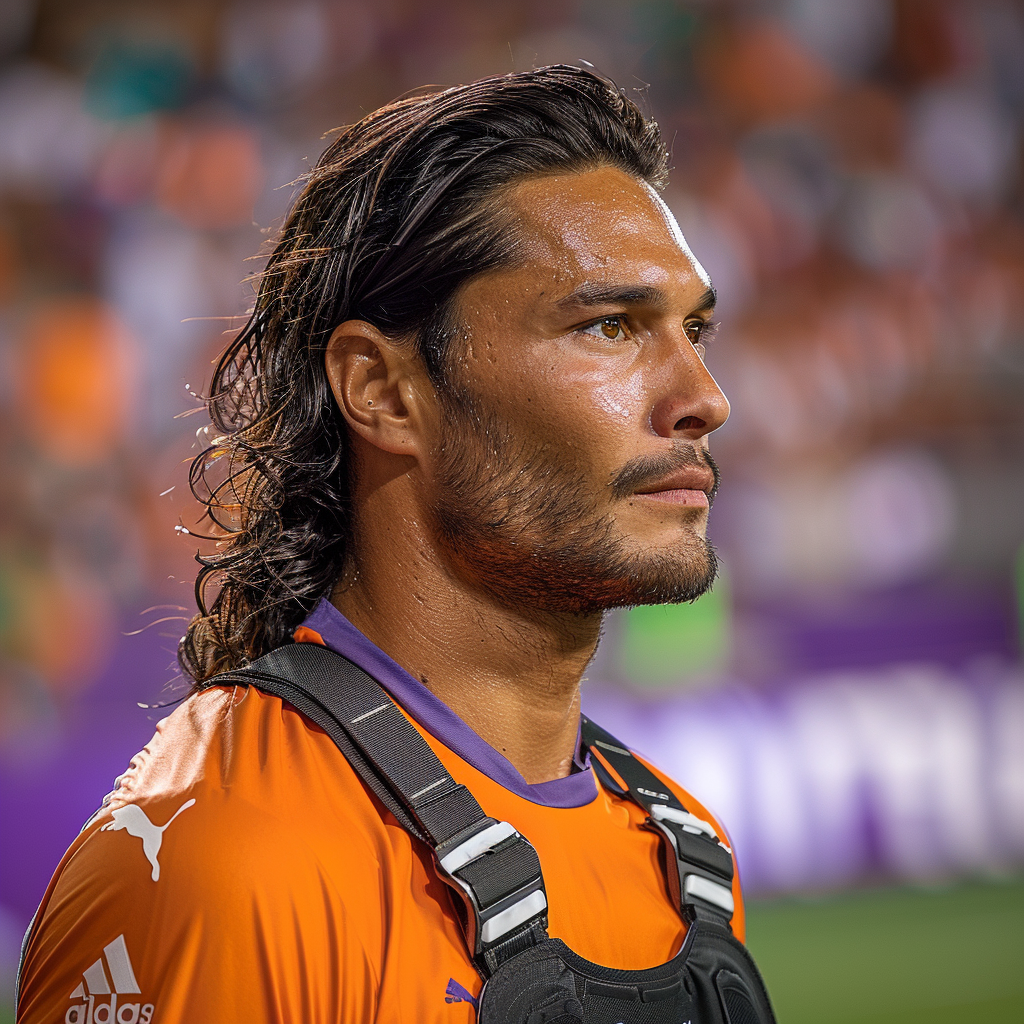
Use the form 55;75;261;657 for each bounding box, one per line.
300;599;597;808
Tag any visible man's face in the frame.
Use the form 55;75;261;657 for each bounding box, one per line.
425;165;730;615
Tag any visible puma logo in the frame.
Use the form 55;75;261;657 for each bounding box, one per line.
101;799;195;880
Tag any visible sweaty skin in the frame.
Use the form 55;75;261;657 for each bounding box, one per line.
325;166;730;784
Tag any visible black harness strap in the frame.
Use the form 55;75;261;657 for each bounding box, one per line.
214;656;421;839
221;643;483;844
206;645;735;972
581;716;736;924
207;642;548;975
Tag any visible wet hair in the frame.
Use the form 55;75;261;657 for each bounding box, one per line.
180;64;669;682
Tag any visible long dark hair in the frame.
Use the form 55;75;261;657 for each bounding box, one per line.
181;65;669;682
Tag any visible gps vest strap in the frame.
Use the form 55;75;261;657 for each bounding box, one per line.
211;642;776;1024
213;642;736;972
212;643;548;974
582;716;736;920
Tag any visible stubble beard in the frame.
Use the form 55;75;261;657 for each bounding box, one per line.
429;394;720;616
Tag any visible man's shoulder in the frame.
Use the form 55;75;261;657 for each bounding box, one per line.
17;685;398;1023
70;683;393;892
107;683;377;821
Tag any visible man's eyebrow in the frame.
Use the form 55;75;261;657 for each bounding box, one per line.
691;285;717;315
553;282;718;315
555;283;669;312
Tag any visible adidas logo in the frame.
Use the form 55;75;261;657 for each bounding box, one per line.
65;934;153;1024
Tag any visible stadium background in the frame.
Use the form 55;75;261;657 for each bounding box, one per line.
0;0;1022;1020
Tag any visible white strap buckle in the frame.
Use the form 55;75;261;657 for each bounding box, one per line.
480;890;548;944
684;873;735;915
650;804;730;851
439;821;517;875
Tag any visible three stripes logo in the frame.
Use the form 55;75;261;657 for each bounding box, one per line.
65;934;153;1024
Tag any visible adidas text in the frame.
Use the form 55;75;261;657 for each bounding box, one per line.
65;935;153;1024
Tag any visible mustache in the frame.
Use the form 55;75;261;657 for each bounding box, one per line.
609;444;720;505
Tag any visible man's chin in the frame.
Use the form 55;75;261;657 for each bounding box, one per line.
448;538;718;617
531;543;720;616
600;555;718;611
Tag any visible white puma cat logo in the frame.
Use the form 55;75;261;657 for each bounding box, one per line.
101;799;196;881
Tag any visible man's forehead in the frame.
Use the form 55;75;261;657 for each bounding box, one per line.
505;166;711;292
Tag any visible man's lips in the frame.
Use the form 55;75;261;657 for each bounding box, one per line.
633;467;715;506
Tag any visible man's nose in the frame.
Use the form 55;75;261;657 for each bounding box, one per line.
649;343;731;441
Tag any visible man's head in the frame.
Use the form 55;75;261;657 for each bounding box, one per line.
182;66;728;681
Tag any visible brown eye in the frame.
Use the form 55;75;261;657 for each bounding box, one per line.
582;317;626;341
684;318;718;356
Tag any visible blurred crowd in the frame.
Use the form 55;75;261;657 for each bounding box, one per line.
0;0;1022;830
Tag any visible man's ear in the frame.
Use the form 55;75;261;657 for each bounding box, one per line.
324;319;433;457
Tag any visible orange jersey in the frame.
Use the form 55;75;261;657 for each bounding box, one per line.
17;601;743;1024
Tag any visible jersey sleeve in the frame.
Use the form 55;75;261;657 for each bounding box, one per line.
17;791;380;1024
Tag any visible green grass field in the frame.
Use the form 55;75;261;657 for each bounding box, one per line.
745;876;1024;1023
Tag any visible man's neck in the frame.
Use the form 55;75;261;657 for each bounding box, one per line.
332;492;601;784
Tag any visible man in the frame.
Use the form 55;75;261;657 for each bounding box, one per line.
18;67;772;1023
